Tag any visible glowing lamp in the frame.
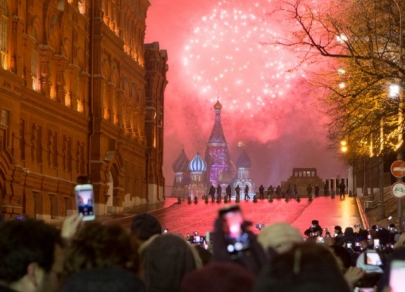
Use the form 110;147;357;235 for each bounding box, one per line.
389;84;400;97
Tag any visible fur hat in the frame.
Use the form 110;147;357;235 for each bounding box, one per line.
312;220;319;225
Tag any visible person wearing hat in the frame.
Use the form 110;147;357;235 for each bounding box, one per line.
304;220;323;238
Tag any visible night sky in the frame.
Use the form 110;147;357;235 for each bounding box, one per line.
144;0;347;188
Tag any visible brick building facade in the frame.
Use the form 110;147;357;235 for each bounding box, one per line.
0;0;167;221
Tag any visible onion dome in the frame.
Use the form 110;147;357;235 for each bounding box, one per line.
189;152;207;172
218;170;234;185
172;149;189;173
214;100;222;110
229;160;237;177
236;149;252;168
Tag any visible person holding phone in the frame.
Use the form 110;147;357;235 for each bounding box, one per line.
212;205;267;276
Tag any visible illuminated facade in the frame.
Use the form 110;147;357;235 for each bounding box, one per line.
233;149;255;197
0;0;167;221
171;100;242;198
204;100;236;188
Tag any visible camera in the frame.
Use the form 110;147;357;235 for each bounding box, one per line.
354;224;362;228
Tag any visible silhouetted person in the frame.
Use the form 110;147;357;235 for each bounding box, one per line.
259;185;264;199
235;184;241;201
286;184;292;199
217;184;222;199
244;185;250;200
324;183;328;196
339;181;346;199
267;185;274;199
306;184;313;200
226;185;232;200
293;184;298;199
276;185;281;199
209;185;215;201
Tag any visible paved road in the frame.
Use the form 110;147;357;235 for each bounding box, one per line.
102;196;361;237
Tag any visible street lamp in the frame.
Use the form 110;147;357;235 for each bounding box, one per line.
390;0;404;232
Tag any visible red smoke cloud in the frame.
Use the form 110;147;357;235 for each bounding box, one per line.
145;0;347;188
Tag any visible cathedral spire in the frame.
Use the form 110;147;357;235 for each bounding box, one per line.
208;96;226;144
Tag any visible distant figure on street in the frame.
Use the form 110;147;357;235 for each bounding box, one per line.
226;184;232;201
324;183;328;196
314;185;320;197
339;181;346;199
235;184;241;201
244;185;250;200
217;184;222;199
286;184;292;199
276;185;281;199
293;185;298;199
306;184;313;200
209;185;215;201
267;185;274;199
259;185;265;199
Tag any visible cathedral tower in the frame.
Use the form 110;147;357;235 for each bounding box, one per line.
204;99;235;187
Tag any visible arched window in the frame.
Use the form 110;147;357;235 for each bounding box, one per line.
0;0;8;69
31;27;38;90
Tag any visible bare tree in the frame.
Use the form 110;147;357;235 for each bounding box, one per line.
269;0;405;160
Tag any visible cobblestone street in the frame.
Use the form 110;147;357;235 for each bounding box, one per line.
102;196;362;237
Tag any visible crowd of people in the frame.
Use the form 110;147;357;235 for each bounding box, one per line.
0;209;404;292
207;181;347;202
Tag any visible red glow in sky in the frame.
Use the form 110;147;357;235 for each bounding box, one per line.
145;0;347;188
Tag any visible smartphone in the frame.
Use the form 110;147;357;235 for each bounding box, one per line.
347;242;352;248
316;236;325;243
364;251;382;266
219;205;244;239
218;205;249;254
75;184;95;221
374;239;380;249
389;260;405;292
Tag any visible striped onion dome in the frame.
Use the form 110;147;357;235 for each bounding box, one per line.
236;149;251;168
172;149;189;173
189;152;207;172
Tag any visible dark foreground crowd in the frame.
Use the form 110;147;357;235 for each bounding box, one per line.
0;210;404;292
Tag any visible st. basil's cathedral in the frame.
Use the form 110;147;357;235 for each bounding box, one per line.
171;99;255;199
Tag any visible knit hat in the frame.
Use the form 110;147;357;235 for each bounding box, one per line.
61;268;145;292
257;223;303;254
131;213;162;241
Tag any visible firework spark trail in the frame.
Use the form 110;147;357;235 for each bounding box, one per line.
146;0;346;186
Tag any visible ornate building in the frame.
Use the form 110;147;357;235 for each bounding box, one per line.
204;99;235;187
0;0;167;221
188;152;207;199
171;149;190;198
171;99;252;198
233;149;255;197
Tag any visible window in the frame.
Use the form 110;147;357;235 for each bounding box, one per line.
20;119;25;160
0;109;9;126
78;0;85;14
31;28;38;90
0;0;8;69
